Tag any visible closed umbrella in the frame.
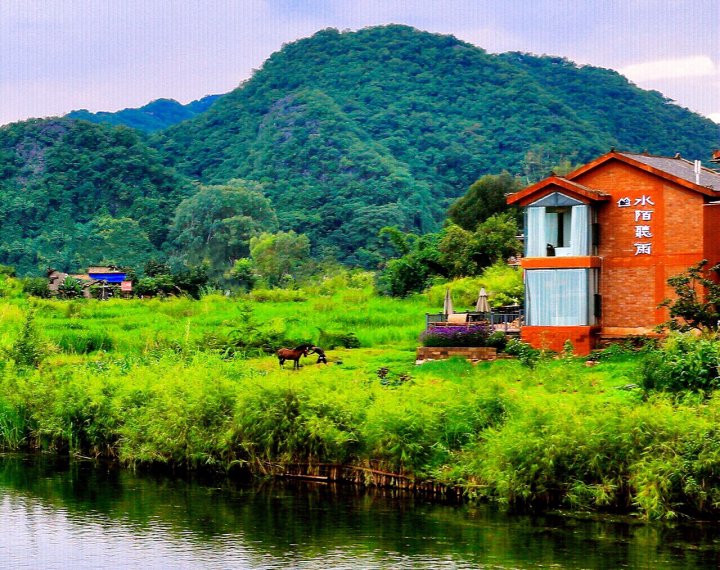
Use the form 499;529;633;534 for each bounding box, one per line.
443;288;454;317
475;287;490;314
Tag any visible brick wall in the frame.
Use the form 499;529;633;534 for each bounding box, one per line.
704;203;720;269
521;326;598;354
576;161;707;330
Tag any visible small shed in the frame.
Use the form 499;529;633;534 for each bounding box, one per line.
87;266;127;283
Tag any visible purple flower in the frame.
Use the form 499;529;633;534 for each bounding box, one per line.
420;322;496;347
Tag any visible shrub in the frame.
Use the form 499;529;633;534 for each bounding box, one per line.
485;331;508;351
425;263;523;308
5;310;48;368
134;275;176;297
504;338;541;368
0;264;16;277
419;322;494;347
199;305;300;357
0;398;27;449
249;288;308;302
318;329;361;349
21;277;51;298
641;333;720;394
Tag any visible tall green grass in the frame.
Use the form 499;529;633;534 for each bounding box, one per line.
2;287;720;519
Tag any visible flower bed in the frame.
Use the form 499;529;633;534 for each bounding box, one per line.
419;322;495;347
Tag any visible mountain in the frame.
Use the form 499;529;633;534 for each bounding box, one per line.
0;119;191;275
155;25;720;264
67;95;221;133
2;25;719;275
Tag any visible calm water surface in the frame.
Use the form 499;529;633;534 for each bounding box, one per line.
1;454;719;569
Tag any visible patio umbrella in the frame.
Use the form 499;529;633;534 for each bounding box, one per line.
443;288;454;316
475;287;490;314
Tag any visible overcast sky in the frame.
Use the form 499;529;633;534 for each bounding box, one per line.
1;0;718;126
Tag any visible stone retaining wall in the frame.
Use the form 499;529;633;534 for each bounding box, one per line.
416;346;497;361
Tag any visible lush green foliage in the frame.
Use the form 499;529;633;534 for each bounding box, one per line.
447;172;522;230
424;263;523;308
4;309;48;367
659;260;720;332
156;25;719;263
378;215;522;296
249;230;311;287
168;179;278;278
504;338;542;368
0;119;191;275
641;333;720;394
133;263;210;299
376;233;444;297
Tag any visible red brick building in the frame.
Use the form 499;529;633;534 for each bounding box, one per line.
507;150;720;354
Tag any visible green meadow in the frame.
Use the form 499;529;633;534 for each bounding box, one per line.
1;277;720;521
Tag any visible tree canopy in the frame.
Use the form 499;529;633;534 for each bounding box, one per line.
447;172;522;231
0;119;191;275
168;180;278;276
250;231;311;287
378;213;522;296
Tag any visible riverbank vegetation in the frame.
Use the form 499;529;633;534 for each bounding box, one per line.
1;272;720;521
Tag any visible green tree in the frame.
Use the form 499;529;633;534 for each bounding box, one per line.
169;180;278;275
438;224;477;278
144;259;171;277
660;260;720;332
250;231;311;287
438;214;521;279
471;213;522;269
173;264;210;299
72;216;155;272
228;258;258;291
376;233;443;297
378;226;417;256
447;172;522;231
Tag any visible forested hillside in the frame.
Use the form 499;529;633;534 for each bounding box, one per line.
498;52;718;160
0;119;192;274
1;25;719;275
67;95;221;133
156;25;719;263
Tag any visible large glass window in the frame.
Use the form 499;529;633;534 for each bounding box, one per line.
525;268;596;326
526;200;591;257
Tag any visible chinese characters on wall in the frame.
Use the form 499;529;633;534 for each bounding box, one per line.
617;195;655;255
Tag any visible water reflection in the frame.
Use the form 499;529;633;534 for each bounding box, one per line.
0;454;719;568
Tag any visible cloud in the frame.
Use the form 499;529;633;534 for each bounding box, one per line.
708;113;720;124
621;56;717;82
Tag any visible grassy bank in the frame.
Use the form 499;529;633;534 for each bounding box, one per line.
1;288;720;520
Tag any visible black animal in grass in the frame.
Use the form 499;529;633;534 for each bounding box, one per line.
309;346;328;364
276;343;314;369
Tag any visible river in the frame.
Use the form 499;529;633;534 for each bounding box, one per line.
0;455;718;568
